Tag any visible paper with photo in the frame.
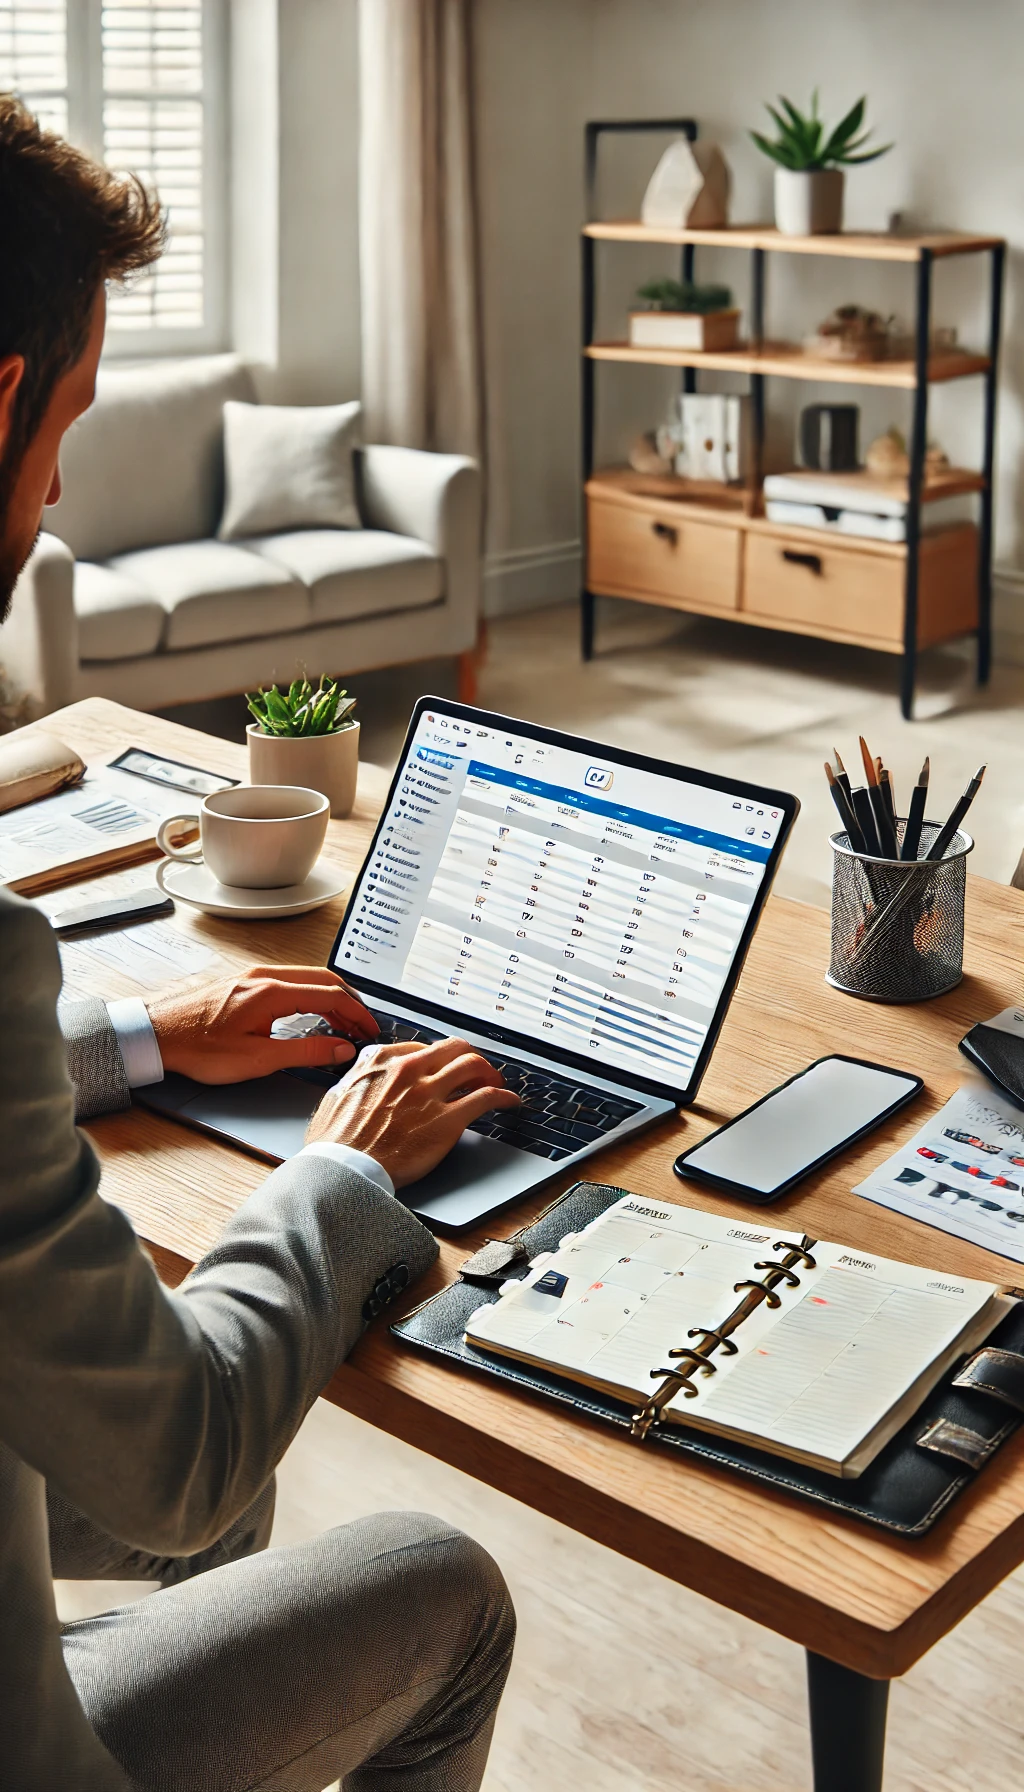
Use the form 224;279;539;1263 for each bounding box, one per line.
855;1016;1024;1260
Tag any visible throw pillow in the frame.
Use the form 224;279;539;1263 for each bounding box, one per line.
218;399;362;540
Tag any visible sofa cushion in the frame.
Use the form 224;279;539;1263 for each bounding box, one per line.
109;541;309;651
47;355;256;564
248;530;443;625
74;562;166;663
219;401;362;540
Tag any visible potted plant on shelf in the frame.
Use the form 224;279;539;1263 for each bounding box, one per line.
246;676;359;818
750;92;891;237
629;278;738;352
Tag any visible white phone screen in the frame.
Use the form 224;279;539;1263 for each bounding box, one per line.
679;1057;920;1196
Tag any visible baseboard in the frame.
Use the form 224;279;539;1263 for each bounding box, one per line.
483;539;581;617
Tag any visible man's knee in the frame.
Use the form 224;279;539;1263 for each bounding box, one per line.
326;1510;515;1679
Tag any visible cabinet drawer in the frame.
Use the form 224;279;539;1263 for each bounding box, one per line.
744;531;904;644
587;495;741;613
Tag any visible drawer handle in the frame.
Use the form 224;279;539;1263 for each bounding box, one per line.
781;548;823;576
652;520;679;545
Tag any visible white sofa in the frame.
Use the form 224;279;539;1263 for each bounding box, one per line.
5;355;482;717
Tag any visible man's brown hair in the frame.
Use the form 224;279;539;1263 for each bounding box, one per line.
0;93;166;467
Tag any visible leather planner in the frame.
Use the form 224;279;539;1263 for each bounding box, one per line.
391;1180;1024;1536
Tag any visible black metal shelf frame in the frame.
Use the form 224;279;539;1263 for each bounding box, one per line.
580;119;1005;721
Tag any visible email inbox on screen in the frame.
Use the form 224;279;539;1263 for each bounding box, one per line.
336;718;779;1086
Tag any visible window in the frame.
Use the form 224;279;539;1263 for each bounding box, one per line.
0;1;227;352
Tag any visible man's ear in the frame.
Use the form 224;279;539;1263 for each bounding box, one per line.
0;357;26;459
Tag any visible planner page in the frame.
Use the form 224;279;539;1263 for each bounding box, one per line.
683;1244;1003;1475
465;1195;825;1399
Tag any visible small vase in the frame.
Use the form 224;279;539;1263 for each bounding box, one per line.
246;722;360;819
774;167;844;236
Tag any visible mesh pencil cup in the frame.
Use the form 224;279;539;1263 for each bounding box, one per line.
827;823;973;1003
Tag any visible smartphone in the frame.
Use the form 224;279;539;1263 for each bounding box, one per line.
673;1055;923;1205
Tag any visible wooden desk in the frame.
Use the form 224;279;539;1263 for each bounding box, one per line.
30;698;1024;1792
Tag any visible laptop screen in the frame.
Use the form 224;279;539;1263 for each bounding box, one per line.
330;699;798;1102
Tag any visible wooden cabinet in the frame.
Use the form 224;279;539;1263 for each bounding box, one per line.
585;473;980;657
587;487;741;615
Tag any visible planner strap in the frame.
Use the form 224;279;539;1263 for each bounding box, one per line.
630;1234;819;1442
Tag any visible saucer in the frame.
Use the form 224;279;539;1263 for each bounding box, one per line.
155;857;347;919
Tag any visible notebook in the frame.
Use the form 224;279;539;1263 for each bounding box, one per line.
464;1193;1011;1478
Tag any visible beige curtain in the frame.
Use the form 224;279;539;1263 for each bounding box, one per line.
359;0;484;462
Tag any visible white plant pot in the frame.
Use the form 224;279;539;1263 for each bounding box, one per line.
774;167;845;237
246;721;360;819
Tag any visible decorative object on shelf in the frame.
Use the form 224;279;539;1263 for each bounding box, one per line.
641;136;731;229
678;393;750;483
245;676;360;819
763;469;968;543
865;427;949;481
799;403;859;472
806;303;889;362
751;92;892;236
628;432;674;477
629;277;739;351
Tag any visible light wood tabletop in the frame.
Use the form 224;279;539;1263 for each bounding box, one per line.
28;698;1024;1692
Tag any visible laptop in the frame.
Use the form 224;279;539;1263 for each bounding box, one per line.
142;698;799;1231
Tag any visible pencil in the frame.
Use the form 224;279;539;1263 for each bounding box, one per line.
925;765;986;862
832;749;853;804
859;736;899;858
880;767;897;830
825;762;867;853
851;784;882;857
900;757;929;860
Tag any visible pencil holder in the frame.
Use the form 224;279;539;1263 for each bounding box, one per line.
827;823;973;1002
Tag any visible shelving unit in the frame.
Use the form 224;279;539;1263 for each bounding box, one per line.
580;124;1006;718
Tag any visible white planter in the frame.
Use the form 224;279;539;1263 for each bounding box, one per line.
774;167;844;237
247;721;360;819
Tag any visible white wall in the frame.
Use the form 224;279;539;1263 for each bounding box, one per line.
475;0;1024;623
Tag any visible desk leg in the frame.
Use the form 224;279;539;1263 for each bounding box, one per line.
806;1652;890;1792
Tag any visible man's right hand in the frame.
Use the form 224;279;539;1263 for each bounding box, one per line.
305;1038;521;1189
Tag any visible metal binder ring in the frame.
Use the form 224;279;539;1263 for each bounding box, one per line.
733;1277;782;1309
687;1326;739;1355
753;1259;801;1288
773;1240;817;1269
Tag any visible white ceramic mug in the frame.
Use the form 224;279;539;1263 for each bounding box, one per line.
156;785;330;889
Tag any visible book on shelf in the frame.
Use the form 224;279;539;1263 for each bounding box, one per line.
465;1192;1011;1478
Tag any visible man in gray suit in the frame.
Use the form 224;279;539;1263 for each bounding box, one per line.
0;97;518;1789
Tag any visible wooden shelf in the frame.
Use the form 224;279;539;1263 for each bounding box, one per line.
583;220;1004;261
586;339;990;387
586;466;757;515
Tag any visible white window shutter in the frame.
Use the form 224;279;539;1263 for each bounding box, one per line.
101;2;206;331
0;1;69;136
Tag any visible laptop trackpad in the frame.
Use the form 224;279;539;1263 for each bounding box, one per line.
404;1130;540;1230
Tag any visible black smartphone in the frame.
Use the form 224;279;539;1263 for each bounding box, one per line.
673;1054;923;1205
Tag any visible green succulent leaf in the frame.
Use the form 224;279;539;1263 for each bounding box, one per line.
244;675;357;737
752;91;891;172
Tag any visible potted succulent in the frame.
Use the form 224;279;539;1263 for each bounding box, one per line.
629;278;738;352
246;676;359;818
751;92;892;237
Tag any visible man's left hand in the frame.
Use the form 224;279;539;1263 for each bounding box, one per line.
146;965;379;1084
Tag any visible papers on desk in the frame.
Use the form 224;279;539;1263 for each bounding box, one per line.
0;766;186;893
856;1013;1024;1262
56;918;221;1000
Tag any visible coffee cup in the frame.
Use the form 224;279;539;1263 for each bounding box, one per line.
156;785;329;889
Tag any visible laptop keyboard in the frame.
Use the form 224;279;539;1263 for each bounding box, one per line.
286;1009;642;1161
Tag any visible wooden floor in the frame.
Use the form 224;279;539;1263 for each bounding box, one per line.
57;601;1024;1787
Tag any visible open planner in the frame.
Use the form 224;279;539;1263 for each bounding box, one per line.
464;1193;1011;1478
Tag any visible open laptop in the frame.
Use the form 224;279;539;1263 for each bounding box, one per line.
142;699;798;1231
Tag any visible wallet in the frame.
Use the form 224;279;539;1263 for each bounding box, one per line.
960;1022;1024;1111
392;1181;1024;1537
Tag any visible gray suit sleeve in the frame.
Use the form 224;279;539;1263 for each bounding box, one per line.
0;889;438;1554
59;996;131;1120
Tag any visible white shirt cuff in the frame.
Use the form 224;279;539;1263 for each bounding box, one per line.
106;997;165;1089
300;1141;395;1198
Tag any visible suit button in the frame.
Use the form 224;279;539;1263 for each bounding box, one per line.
391;1262;410;1292
374;1277;392;1305
362;1293;383;1322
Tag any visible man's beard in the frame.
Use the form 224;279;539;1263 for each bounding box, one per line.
0;447;38;625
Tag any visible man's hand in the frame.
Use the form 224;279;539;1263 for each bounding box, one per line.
146;966;379;1084
306;1038;521;1188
